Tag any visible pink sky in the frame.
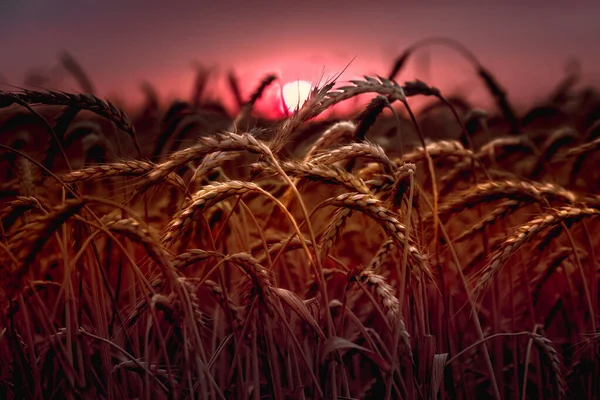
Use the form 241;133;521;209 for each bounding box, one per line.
1;0;599;113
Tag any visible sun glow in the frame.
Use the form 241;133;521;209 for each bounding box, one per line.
281;80;312;112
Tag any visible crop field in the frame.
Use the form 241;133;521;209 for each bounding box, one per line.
0;40;599;399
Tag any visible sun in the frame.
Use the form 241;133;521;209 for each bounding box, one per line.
281;80;312;112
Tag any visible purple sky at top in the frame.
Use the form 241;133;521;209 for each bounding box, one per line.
1;0;599;111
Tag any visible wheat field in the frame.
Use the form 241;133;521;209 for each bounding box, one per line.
0;43;599;399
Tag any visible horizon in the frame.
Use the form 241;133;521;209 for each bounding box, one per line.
2;0;600;114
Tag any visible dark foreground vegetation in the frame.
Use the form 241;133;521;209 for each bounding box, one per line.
0;38;599;399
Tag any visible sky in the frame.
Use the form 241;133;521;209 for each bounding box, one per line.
1;0;599;113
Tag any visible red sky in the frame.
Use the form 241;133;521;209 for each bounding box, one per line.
1;0;599;114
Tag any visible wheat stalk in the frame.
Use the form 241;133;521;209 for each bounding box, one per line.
433;180;578;223
61;160;185;191
452;200;520;243
317;192;432;280
401;140;470;164
257;160;371;194
143;131;270;189
303;121;357;161
531;332;566;399
1;89;141;156
367;239;396;272
319;208;353;258
559;136;600;160
472;206;599;298
309;142;396;173
162;181;261;246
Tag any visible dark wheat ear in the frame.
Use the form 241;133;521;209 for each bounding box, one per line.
60;51;96;94
7;198;88;289
1;89;142;157
234;74;277;126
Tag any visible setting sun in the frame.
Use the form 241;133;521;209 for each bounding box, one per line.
281;80;312;112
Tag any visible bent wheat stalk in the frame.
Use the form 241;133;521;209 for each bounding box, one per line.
316;192;432;281
472;206;600;299
1;89;141;157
